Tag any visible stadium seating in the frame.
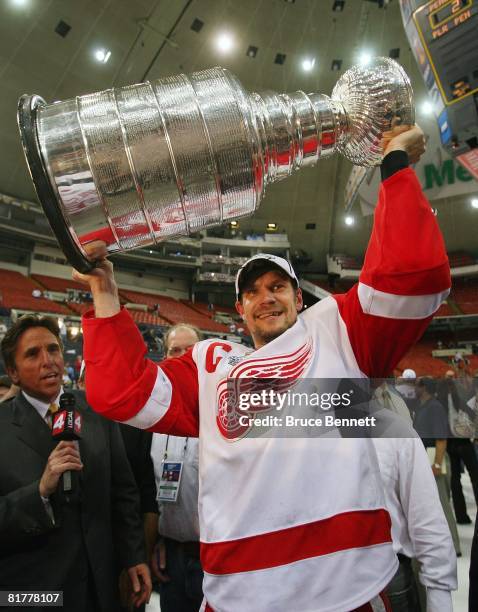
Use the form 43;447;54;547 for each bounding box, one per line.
0;269;71;315
120;289;230;333
448;251;476;268
434;302;456;317
396;341;451;377
31;274;86;292
450;278;478;315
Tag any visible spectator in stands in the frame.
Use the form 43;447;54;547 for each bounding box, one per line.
151;323;203;612
437;371;478;524
0;315;151;611
414;377;461;555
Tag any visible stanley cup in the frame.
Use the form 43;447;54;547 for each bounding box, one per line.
17;57;413;272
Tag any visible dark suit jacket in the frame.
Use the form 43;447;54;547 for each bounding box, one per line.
0;391;145;612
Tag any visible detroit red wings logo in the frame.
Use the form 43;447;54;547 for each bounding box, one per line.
216;339;313;440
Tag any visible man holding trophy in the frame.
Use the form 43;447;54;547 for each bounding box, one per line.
17;58;453;610
69;123;450;611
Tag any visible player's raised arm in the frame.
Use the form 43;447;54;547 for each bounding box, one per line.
333;125;451;377
73;243;199;437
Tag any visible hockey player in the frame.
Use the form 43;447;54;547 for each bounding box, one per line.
75;125;451;611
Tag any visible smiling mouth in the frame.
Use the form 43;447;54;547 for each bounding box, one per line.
256;311;283;320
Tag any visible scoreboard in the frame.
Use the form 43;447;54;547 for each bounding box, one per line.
400;0;478;178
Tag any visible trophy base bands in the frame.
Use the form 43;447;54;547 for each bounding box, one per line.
0;592;63;607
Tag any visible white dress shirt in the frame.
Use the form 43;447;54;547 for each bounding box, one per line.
22;388;63;423
372;436;457;612
150;434;200;542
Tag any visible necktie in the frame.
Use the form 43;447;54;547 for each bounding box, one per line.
47;403;58;428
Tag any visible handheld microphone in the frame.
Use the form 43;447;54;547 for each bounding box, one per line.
51;393;82;492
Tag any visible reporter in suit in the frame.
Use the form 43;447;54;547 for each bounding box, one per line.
0;314;152;611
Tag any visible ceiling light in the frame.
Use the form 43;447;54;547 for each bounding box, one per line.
302;58;316;72
420;100;434;115
471;198;478;209
345;215;354;226
358;51;372;67
230;221;239;227
216;32;234;53
267;222;278;230
10;0;29;6
331;59;342;71
95;49;111;63
333;0;345;11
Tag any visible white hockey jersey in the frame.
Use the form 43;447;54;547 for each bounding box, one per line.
83;167;450;612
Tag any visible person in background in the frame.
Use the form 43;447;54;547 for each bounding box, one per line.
373;432;457;612
0;315;151;611
395;368;418;419
150;323;203;612
79;359;158;612
437;370;478;525
118;418;158;612
414;377;461;556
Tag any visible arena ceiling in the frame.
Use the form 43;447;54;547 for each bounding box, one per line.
0;0;477;273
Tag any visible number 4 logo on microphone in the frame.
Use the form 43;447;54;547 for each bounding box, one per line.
53;413;65;430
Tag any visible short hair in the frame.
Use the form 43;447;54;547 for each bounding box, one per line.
238;261;297;301
0;374;12;389
1;315;63;371
417;376;436;395
163;323;202;351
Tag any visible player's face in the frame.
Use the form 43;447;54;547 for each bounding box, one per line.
167;328;199;358
7;327;64;403
236;270;303;349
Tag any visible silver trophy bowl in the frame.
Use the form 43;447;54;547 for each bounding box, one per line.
17;57;413;272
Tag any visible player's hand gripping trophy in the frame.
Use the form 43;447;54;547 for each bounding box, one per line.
18;57;414;271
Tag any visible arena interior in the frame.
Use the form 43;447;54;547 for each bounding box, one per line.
0;1;477;611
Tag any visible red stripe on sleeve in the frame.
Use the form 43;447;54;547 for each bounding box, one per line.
201;508;391;575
